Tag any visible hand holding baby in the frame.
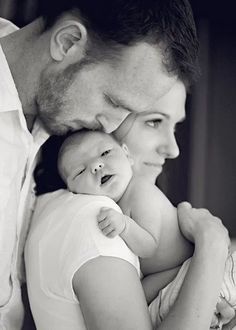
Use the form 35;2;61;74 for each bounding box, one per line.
177;201;230;253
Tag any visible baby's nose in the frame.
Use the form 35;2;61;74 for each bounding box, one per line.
91;161;104;174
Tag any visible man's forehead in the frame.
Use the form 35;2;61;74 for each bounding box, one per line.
106;75;177;118
108;42;177;99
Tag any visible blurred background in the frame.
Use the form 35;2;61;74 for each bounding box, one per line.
0;0;235;236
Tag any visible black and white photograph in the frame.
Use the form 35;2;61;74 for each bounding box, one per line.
0;0;235;329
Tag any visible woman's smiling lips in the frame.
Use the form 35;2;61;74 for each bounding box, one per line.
143;161;164;168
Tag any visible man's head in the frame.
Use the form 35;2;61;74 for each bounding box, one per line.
38;0;199;83
7;0;198;135
58;130;133;202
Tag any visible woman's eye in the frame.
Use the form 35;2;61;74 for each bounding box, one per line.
146;119;162;128
101;150;111;157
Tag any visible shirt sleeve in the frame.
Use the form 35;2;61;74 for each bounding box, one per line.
39;194;140;303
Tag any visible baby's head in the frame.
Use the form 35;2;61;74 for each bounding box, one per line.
58;130;133;202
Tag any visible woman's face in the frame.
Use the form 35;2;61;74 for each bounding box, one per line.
113;80;186;182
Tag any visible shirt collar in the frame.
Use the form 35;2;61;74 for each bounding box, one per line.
0;18;50;144
0;44;22;112
32;118;50;147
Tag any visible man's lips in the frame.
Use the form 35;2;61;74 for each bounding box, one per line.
101;174;113;185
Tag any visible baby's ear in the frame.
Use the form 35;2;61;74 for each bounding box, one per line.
121;143;134;166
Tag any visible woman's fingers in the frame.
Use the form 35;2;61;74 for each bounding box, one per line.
178;201;192;210
177;201;230;252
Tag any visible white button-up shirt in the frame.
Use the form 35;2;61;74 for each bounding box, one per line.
0;18;49;329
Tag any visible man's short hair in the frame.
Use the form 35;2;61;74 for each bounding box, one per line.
37;0;199;85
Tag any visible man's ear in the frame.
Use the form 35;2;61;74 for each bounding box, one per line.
121;143;134;166
50;20;87;62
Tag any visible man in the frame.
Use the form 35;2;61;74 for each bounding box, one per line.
0;0;199;328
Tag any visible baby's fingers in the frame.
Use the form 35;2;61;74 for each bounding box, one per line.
102;225;114;237
98;218;110;230
97;207;111;222
106;230;117;238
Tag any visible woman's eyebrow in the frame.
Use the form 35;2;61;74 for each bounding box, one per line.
138;111;186;122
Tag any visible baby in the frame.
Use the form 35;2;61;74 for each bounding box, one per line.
58;129;236;329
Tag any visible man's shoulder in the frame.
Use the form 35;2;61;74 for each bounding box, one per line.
0;17;18;38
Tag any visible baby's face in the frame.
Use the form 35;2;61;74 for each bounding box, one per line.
60;132;133;202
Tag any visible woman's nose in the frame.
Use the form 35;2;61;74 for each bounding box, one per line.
91;161;104;174
159;132;180;159
166;133;180;159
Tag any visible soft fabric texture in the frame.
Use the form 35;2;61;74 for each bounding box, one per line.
25;189;140;330
0;17;49;329
149;253;236;329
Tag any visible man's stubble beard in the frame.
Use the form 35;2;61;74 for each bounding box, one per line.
36;59;95;136
36;66;74;135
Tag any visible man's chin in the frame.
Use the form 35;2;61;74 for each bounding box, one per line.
39;118;70;136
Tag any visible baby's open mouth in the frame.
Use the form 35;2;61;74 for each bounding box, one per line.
101;175;113;185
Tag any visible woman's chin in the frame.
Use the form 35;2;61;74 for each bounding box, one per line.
135;168;162;183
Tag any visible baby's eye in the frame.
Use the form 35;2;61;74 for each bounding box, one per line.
77;168;85;176
146;119;163;128
101;150;111;157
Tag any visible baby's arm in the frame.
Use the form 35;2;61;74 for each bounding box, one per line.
97;207;160;258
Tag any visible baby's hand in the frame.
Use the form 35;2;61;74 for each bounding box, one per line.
97;207;126;238
210;297;235;329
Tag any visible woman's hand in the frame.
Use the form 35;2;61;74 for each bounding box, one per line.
176;202;235;328
177;202;230;253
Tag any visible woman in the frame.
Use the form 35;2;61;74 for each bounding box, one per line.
25;80;234;329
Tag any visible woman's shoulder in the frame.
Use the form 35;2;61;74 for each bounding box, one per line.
125;177;173;209
37;189;118;207
35;190;121;222
30;190;122;241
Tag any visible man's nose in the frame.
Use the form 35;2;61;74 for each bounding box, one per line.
91;161;104;174
96;111;129;134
